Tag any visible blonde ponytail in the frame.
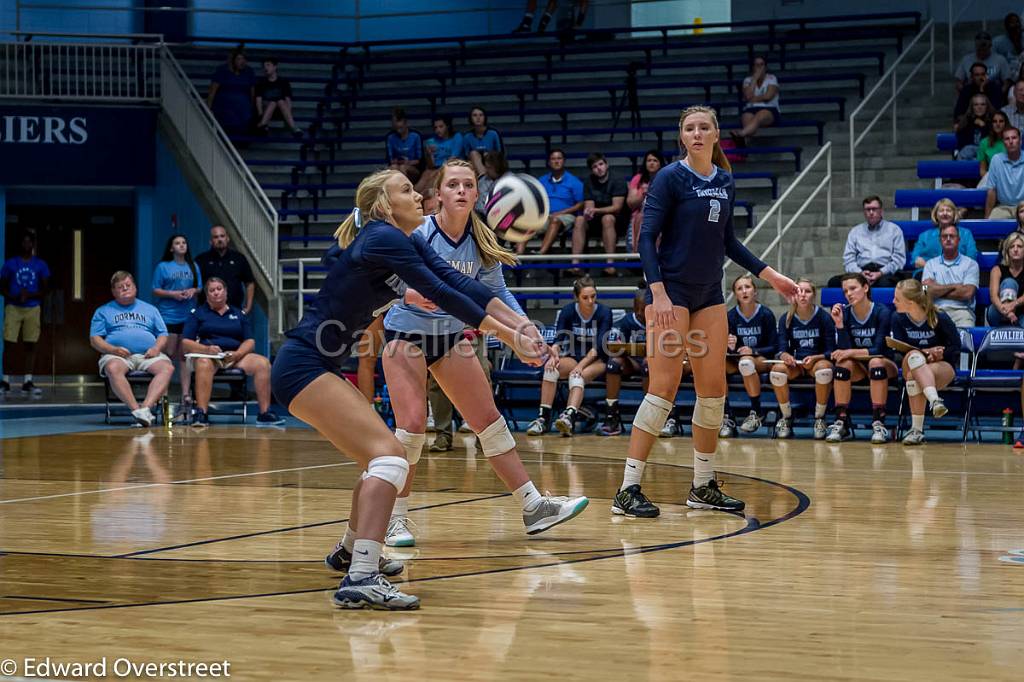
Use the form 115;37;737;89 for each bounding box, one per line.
679;105;732;172
434;158;517;268
896;279;939;328
333;169;402;248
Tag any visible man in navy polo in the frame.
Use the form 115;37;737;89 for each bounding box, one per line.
533;148;585;256
1;231;50;397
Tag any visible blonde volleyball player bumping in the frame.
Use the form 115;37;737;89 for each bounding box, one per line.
612;106;798;518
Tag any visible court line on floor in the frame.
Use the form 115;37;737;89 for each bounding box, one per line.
0;469;810;617
0;461;360;505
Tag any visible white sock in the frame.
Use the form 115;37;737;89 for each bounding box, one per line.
693;450;715;487
514;480;542;512
341;525;356;552
24;374;32;382
348;539;382;581
923;386;940;403
391;496;409;519
606;398;618;406
814;403;827;418
620;457;646;491
779;402;792;418
912;414;925;431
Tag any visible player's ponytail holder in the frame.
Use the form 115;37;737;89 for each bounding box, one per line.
352;207;364;232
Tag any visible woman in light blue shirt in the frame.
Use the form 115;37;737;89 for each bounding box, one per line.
152;234;201;403
462;106;503;176
910;199;978;271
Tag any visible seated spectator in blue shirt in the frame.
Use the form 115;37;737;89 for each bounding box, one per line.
910;198;978;271
181;277;282;427
207;48;255;136
981;126;1024;218
462;106;503;176
1;230;50;397
922;224;980;328
152;234;201;405
417;114;463;193
828;196;906;288
385;107;423;184
89;271;173;428
534;148;585;255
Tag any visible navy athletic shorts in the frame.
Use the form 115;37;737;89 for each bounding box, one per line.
645;280;724;313
383;329;466;367
271;339;345;408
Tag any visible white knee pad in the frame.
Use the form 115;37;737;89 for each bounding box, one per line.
770;370;789;387
737;356;757;377
568;374;586;391
633;393;673;436
905;379;922;396
394;428;425;465
906;350;927;371
476;416;517;457
692;395;726;431
543;365;559;383
366;455;409;492
814;368;833;385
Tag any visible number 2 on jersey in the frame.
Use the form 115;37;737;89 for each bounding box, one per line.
707;199;721;223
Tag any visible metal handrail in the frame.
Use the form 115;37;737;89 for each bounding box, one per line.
723;142;833;303
11;30;164;43
159;45;278;292
848;20;935;196
0;40;161;100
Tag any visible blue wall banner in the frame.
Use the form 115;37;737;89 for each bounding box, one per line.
0;105;157;186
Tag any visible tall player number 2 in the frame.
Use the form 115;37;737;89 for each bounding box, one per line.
708;199;721;223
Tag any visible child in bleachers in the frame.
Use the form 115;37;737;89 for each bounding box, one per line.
953;94;993;161
770;278;835;439
979;111;1008;175
463;107;503;177
827;273;897;444
720;274;777;438
417;114;463;193
892;279;961;445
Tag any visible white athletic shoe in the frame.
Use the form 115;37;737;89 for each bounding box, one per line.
525;417;547;436
739;411;762;433
132;406;154;428
554;409;575;437
332;573;420;611
901;428;926;445
718;417;737;438
659;417;677;438
930;398;948;418
871;420;890;444
813;417;828;440
384;516;416;548
774;417;793;439
523;494;589;535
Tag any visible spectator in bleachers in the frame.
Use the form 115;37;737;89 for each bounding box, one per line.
195;226;255;314
0;230;49;397
892;279;961;446
181;277;282;427
597;288;648;437
986;232;1024;326
829;195;905;288
956;32;1011;94
385;107;423;184
981;126;1024;218
627;150;664;252
421;187;440;215
417;114;463;193
730;55;779;147
462;107;503;177
954;62;1006;118
721;274;777;438
89;271;173;428
207;47;256;136
474;151;509;216
152;234;201;407
979;111;1009;175
770;278;835;440
513;0;587;32
571;152;627;277
1001;80;1024;130
828;273;897;444
954;93;993;160
535;148;584;256
994;13;1024;74
255;57;301;138
525;276;611;437
922;224;980;328
911;199;979;269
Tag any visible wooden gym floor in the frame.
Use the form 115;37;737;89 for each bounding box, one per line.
1;425;1023;681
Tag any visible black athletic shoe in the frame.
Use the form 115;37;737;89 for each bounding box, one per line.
597;410;622;436
611;484;660;518
0;380;11;394
686;479;745;512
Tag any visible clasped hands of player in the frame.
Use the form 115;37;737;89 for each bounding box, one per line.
647;270;799;330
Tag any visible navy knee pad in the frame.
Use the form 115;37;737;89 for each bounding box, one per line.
606;358;623;375
869;366;888;381
833;366;851;381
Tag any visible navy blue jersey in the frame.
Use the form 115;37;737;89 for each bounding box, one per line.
890;311;962;359
554;302;613;360
608;312;646;357
286;220;494;363
638;161;768;287
836;302;893;357
727;304;777;357
777;306;836;360
182;304;252;352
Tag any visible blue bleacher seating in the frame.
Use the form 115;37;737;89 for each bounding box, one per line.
935;132;957;152
917;160;980;189
893;189;988;220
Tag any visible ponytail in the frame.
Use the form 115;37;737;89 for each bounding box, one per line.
896;278;939;328
333;169;402;248
712;141;733;173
